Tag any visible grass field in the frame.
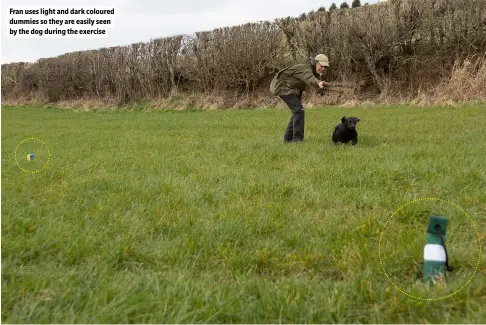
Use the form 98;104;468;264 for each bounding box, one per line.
2;103;486;323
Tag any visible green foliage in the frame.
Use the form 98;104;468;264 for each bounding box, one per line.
2;103;486;323
340;2;350;9
352;0;362;7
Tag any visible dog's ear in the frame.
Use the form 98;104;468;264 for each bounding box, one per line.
357;118;360;122
341;117;347;123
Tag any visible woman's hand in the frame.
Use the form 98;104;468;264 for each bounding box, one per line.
318;81;330;88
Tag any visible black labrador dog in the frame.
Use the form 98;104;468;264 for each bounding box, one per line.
332;116;360;145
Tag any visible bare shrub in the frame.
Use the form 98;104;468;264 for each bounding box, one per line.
1;0;485;107
426;55;486;104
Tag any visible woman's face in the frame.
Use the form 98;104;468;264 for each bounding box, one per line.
316;63;327;74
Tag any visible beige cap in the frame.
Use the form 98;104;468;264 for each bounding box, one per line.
315;54;330;67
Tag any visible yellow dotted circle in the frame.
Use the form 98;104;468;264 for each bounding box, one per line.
378;197;482;301
14;138;51;174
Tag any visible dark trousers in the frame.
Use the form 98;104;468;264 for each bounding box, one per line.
280;92;304;142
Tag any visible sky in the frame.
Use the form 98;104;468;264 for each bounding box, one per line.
1;0;382;64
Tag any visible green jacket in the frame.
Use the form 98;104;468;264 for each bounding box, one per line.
270;61;321;96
